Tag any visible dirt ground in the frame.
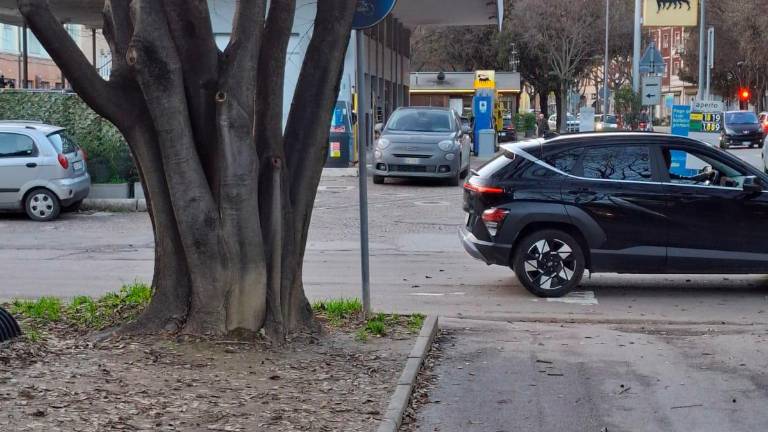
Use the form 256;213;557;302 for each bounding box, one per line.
0;325;415;431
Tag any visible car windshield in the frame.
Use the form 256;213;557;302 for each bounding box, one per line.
386;109;453;132
604;115;617;123
725;112;758;124
47;131;78;154
503;117;512;127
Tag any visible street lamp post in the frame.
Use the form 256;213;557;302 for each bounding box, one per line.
603;0;611;116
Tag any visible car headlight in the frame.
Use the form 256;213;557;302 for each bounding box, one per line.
438;140;458;152
376;138;391;149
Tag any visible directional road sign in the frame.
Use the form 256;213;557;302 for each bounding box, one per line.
642;76;662;105
352;0;398;29
639;42;665;75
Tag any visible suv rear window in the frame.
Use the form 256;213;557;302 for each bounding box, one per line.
544;148;583;174
47;131;78;154
581;146;652;182
0;133;36;158
475;151;526;180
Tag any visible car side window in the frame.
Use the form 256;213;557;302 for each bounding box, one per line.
544;148;584;175
0;133;36;158
662;147;747;188
581;146;652;182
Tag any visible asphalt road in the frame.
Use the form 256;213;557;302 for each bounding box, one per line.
412;318;768;432
2;149;768;326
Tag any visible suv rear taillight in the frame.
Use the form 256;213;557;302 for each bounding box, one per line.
58;153;69;170
464;178;504;194
482;208;509;236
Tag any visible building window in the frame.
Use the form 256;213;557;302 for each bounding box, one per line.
0;24;17;54
663;34;669;49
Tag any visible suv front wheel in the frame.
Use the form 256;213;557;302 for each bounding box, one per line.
25;189;61;222
512;229;585;297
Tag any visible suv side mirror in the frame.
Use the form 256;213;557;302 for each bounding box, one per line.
743;176;763;193
374;123;384;134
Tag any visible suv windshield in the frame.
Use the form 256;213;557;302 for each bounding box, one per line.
386;109;453;132
47;131;78;154
725;112;758;124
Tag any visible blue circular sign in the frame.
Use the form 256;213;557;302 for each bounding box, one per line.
352;0;398;29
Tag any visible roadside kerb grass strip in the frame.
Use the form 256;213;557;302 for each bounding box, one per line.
377;315;439;432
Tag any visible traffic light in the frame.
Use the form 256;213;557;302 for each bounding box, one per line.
739;88;751;110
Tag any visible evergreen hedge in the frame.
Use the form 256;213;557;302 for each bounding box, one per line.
0;90;136;183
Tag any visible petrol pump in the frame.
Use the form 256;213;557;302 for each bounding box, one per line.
472;71;497;155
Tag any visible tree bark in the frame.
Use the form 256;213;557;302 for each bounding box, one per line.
18;0;358;338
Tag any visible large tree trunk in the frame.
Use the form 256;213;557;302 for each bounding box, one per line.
19;0;358;338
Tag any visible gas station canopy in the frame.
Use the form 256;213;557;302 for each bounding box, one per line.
0;0;504;29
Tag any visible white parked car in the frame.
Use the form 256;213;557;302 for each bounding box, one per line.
0;121;90;221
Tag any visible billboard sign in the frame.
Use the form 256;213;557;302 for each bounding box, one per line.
352;0;398;30
692;99;724;113
671;105;691;137
643;0;699;27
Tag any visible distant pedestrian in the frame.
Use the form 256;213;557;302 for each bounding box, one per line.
536;113;549;137
0;74;5;89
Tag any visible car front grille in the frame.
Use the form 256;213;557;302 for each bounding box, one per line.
392;154;432;158
390;165;436;173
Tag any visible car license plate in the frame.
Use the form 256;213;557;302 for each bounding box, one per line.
73;161;83;171
403;158;421;165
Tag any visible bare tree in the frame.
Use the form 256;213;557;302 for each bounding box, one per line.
17;0;357;338
512;0;601;132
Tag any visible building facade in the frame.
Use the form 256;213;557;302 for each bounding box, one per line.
410;71;521;117
648;26;697;118
0;22;109;89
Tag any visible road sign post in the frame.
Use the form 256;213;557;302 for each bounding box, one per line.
353;0;398;318
641;76;662;106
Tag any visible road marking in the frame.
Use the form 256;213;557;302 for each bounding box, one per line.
545;290;598;305
413;201;450;206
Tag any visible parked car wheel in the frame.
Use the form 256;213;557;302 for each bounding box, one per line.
25;189;61;222
373;175;385;185
512;229;585;298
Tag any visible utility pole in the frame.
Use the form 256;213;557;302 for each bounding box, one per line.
698;0;706;99
603;0;611;116
355;30;371;319
632;0;641;93
706;26;714;100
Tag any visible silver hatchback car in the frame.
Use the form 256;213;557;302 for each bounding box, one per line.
0;121;90;221
373;107;472;185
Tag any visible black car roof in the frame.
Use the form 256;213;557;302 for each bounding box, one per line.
503;132;712;160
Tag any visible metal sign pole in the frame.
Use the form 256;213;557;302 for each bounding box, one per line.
697;0;706;99
706;26;714;101
355;30;371;319
632;0;641;93
603;0;611;116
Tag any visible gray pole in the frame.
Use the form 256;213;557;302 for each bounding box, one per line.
355;30;372;318
698;0;706;98
706;27;714;100
22;23;28;89
632;0;641;93
603;0;611;116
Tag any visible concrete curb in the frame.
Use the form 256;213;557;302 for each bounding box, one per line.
321;167;359;177
81;199;147;212
377;315;438;432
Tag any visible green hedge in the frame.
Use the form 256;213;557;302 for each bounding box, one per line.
0;90;136;183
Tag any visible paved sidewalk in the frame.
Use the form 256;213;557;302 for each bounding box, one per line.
409;318;768;432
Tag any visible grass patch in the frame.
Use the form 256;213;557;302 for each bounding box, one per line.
312;298;363;325
11;297;62;322
10;281;152;333
407;313;426;333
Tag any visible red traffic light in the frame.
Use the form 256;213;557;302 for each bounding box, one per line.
740;88;751;101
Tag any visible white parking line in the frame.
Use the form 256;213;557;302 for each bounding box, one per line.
545;290;598;305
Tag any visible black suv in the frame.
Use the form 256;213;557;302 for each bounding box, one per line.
461;133;768;297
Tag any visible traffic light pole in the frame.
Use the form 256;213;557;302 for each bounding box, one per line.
603;0;611;116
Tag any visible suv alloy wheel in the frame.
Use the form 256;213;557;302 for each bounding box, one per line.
512;229;585;297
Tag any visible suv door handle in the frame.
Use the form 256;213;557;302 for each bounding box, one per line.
25;162;37;168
